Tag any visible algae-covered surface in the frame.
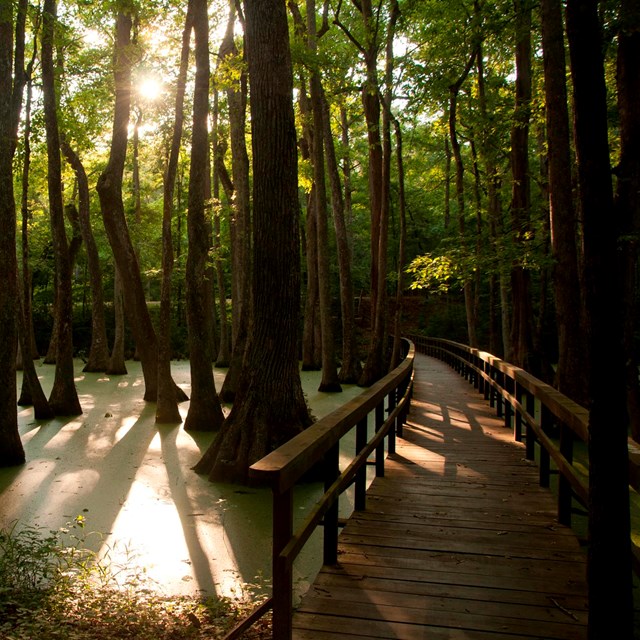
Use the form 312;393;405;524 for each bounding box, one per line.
0;360;367;603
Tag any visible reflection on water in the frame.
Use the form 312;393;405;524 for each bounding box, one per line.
0;360;370;602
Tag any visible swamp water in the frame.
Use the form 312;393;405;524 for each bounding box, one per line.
0;360;370;603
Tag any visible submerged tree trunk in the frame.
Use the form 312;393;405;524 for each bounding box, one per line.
184;0;224;433
566;0;633;635
61;141;110;373
42;0;81;416
194;0;312;483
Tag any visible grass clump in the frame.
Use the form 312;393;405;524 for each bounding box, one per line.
0;518;271;639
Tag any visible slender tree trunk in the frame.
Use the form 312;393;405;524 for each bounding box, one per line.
42;0;81;416
156;0;194;424
219;1;251;402
195;0;312;483
0;3;26;466
307;0;341;391
321;89;361;383
61;141;110;373
184;0;224;432
390;116;406;370
212;89;231;368
302;186;322;370
566;1;633;636
107;267;127;375
448;49;478;348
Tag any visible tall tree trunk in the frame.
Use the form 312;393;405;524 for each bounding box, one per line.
617;0;640;443
540;0;586;402
156;0;194;424
566;0;633;636
448;49;478;349
42;0;81;416
509;0;534;369
321;89;361;383
219;2;252;402
307;0;341;392
390;116;406;370
212;89;231;368
302;186;322;370
194;0;312;483
96;9;186;403
61;141;110;373
0;2;26;466
184;0;224;432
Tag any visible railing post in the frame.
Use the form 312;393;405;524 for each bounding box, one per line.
272;489;293;640
496;371;504;418
354;416;368;511
323;443;340;566
558;423;574;526
375;402;385;477
539;405;552;488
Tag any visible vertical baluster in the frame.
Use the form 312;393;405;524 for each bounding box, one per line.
558;423;574;526
355;416;368;511
323;443;340;565
525;391;535;461
272;488;293;640
514;381;523;442
388;390;397;455
375;402;385;477
539;405;551;488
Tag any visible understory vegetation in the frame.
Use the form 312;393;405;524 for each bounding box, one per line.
0;518;270;640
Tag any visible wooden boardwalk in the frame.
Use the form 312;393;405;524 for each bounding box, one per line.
292;353;588;639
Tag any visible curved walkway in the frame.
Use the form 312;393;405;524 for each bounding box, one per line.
292;353;588;639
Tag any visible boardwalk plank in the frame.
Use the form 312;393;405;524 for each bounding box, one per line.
291;354;588;640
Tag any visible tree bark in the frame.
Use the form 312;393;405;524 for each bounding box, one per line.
42;0;81;416
61;142;110;373
194;0;312;483
184;0;224;432
566;0;633;636
0;3;26;466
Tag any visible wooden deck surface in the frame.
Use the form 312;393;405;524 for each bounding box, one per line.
291;353;588;639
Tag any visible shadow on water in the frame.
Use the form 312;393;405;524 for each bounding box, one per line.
2;359;363;601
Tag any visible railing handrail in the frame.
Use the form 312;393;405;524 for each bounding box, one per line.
224;338;415;640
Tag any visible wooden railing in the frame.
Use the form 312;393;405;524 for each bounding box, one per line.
223;339;415;640
409;335;640;573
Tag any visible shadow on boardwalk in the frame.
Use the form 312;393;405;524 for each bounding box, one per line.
292;353;588;640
